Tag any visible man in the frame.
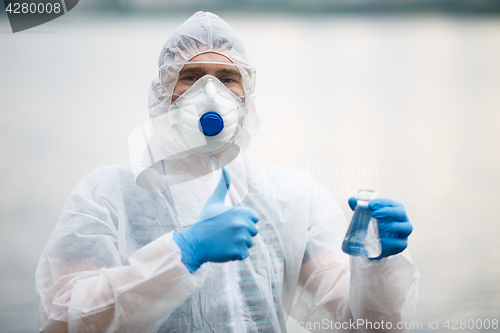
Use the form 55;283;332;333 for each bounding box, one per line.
36;11;419;333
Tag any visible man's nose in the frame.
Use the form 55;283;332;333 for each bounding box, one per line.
204;78;218;102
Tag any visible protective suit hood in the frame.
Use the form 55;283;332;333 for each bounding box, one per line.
148;11;260;154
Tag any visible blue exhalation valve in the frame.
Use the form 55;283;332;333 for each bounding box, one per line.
199;112;224;136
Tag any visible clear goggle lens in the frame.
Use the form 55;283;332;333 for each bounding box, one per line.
160;61;256;97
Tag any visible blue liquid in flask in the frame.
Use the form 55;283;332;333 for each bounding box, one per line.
342;189;382;258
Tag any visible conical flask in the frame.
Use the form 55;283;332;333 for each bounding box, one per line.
342;189;382;258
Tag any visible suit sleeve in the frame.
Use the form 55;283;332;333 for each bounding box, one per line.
35;171;207;333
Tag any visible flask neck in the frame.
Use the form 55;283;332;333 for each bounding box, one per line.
357;189;377;205
357;199;370;207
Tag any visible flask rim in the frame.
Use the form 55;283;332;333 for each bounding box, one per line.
357;189;377;201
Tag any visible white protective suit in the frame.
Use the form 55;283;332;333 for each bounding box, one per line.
35;11;420;333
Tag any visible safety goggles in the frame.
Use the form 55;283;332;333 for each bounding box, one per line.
160;61;256;96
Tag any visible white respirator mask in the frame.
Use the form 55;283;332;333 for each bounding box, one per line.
167;75;245;156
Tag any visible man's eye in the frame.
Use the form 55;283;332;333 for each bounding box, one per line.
183;76;197;82
220;77;235;84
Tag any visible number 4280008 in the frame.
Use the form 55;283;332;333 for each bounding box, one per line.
5;3;61;14
444;319;498;330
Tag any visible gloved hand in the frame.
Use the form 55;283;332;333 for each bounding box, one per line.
348;197;413;260
173;168;260;273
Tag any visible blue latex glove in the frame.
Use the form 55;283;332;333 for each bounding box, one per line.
348;197;413;260
173;168;260;273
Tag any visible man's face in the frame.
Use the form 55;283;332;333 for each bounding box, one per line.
172;52;245;102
